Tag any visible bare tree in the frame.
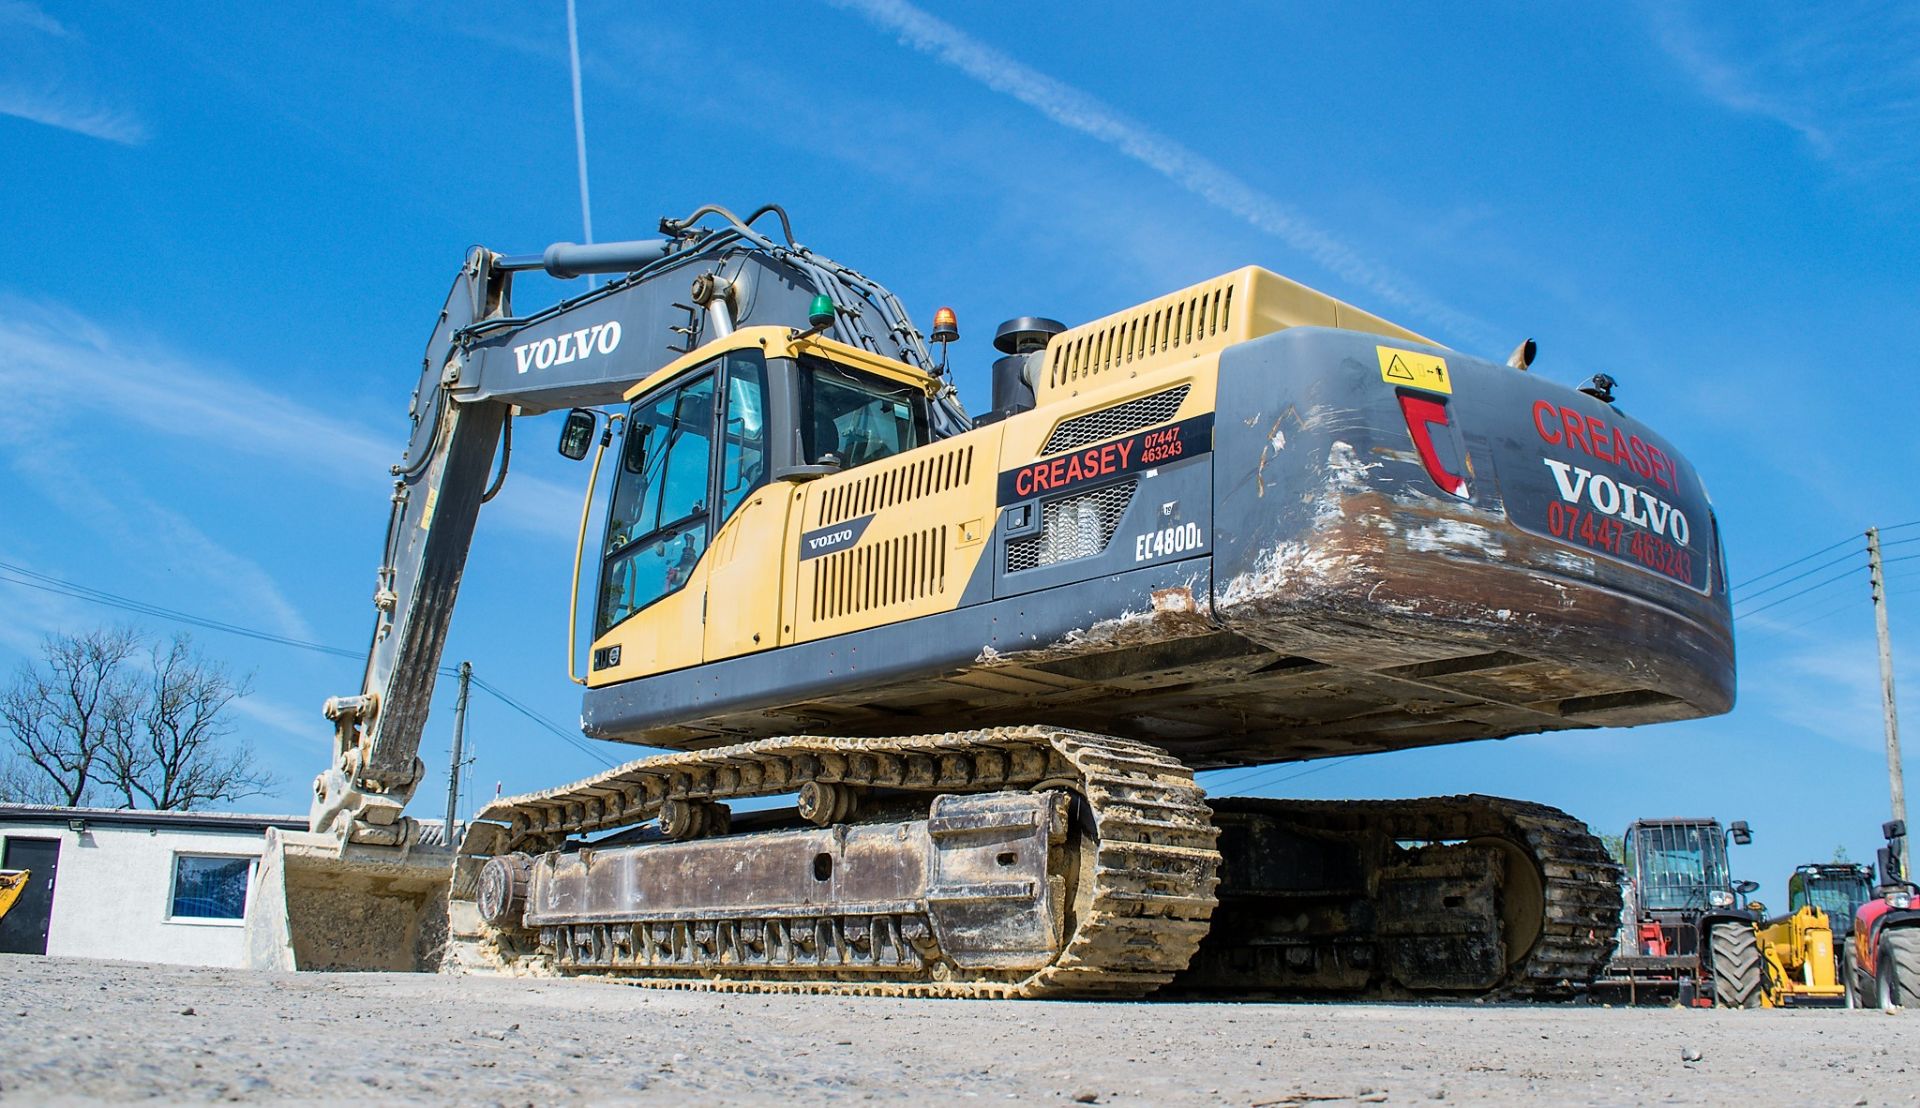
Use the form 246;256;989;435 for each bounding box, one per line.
100;636;273;809
2;628;275;810
0;628;144;806
0;754;64;804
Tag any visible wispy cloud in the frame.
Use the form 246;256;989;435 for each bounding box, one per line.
825;0;1500;349
0;297;579;537
0;81;146;144
1646;6;1831;155
0;3;147;144
0;0;68;37
1645;1;1920;184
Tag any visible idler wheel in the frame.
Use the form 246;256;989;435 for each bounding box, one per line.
476;853;534;927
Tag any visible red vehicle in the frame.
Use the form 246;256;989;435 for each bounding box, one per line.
1844;820;1920;1010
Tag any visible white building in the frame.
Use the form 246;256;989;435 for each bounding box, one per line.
0;804;305;968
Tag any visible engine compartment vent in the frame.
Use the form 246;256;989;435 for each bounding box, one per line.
812;525;950;621
1046;278;1236;390
1006;480;1138;573
819;444;975;527
1041;385;1191;456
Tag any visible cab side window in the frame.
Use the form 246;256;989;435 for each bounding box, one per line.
800;357;928;470
719;353;768;518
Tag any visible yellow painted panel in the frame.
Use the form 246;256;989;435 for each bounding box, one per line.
705;483;796;662
1036;266;1432;404
587;563;707;686
791;422;1004;644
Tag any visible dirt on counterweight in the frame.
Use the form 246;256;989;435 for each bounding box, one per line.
2;956;1915;1106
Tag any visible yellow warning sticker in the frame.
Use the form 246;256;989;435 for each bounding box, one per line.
1376;346;1452;394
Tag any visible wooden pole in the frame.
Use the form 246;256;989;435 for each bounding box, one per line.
1867;527;1908;875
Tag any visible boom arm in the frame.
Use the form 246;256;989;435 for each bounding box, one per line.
312;205;962;843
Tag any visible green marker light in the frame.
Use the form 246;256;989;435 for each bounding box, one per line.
808;294;834;330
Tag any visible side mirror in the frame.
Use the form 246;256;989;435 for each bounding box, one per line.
1729;821;1752;846
1886;819;1907;841
558;408;597;461
1734;879;1759;896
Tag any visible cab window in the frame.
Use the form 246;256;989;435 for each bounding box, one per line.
597;351;768;634
800;357;928;470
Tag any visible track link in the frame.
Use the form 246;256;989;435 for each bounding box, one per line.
459;727;1220;998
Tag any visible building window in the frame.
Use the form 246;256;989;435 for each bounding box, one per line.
169;855;252;921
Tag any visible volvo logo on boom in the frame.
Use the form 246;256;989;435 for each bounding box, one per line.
514;320;622;374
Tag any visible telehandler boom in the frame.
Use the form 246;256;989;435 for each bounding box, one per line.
247;203;1734;999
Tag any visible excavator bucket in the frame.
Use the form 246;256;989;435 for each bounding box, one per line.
244;828;452;972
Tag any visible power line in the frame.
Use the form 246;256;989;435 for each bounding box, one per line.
0;560;363;661
466;673;618;769
1732;534;1861;592
1733;545;1864;603
1205;754;1358;796
1735;564;1865;622
0;559;607;766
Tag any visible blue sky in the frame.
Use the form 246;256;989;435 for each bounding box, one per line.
1;1;1916;903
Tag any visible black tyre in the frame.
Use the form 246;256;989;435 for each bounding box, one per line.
1709;921;1764;1009
1843;939;1862;1010
1878;928;1920;1011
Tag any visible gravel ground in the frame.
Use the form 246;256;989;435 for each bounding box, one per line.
2;956;1916;1105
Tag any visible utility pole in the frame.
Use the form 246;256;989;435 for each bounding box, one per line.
1868;527;1908;874
444;661;472;847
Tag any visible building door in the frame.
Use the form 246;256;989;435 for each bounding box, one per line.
0;837;60;956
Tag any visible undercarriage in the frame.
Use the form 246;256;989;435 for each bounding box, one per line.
449;727;1620;1000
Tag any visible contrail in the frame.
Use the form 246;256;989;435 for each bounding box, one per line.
826;0;1497;348
566;0;597;290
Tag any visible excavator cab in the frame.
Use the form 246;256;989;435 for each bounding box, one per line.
570;330;946;693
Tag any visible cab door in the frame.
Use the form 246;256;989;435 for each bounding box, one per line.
590;350;782;683
705;353;793;661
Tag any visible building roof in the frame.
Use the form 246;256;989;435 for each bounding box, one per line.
0;803;306;835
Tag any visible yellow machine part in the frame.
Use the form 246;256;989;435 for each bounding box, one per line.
0;869;27;923
1755;905;1844;1005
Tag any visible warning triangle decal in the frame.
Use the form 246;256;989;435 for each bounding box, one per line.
1384;354;1416;381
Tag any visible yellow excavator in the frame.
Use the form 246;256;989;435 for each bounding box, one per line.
245;203;1735;999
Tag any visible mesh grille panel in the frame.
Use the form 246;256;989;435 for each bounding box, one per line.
1006;481;1138;573
1041;385;1190;455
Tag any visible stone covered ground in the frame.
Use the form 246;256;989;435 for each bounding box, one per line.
3;956;1916;1105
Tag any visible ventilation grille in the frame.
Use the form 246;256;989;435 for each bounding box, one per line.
1006;481;1138;573
1047;280;1236;388
812;526;949;621
1041;385;1191;455
819;445;974;527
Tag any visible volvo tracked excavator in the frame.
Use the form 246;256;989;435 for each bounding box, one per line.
245;203;1736;1000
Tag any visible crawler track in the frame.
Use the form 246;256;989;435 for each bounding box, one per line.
461;727;1221;998
1185;795;1622;999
